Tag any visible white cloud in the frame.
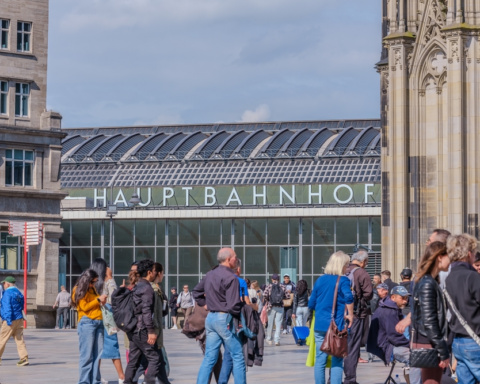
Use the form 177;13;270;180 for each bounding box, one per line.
240;104;270;122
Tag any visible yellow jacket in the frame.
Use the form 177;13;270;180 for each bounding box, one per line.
72;287;102;322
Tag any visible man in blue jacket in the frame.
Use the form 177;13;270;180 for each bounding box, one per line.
0;276;28;366
367;286;420;384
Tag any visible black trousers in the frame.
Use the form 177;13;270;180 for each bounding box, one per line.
124;329;167;384
343;317;365;384
56;307;69;328
132;350;170;384
283;306;293;329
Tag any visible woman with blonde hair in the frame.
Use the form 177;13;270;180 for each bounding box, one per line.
445;234;480;384
412;241;450;384
308;251;354;384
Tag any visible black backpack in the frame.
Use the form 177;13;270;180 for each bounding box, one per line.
270;283;284;306
111;287;137;333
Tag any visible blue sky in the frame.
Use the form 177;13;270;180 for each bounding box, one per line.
48;0;380;128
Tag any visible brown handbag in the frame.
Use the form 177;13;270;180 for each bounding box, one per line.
320;276;349;358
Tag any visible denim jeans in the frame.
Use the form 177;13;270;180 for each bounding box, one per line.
196;312;246;384
218;347;232;384
266;306;284;343
314;331;343;384
453;337;480;384
392;346;421;384
295;307;310;327
77;317;104;384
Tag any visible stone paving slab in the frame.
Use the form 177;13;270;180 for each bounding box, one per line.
0;328;406;383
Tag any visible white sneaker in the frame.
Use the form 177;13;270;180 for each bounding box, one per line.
267;340;272;345
172;325;178;329
287;326;292;333
282;330;287;334
275;342;280;346
101;379;109;384
119;379;124;384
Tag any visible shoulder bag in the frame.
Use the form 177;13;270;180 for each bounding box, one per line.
320;276;349;358
443;283;480;347
409;285;440;368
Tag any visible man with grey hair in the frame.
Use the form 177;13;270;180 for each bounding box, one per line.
344;251;373;384
193;248;246;384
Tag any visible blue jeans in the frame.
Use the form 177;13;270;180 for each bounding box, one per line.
77;317;104;384
295;307;310;327
453;337;480;384
196;312;246;384
218;347;233;384
314;331;343;384
266;306;284;343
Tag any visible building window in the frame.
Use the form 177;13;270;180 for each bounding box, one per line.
0;19;8;49
5;149;34;186
15;83;29;117
0;233;26;271
17;21;31;52
0;81;7;114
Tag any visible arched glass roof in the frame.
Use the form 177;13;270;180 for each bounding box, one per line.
170;131;207;159
259;129;294;157
301;128;334;157
234;130;270;158
213;130;249;159
194;131;230;159
62;135;86;154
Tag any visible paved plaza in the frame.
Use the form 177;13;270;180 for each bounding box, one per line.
1;328;406;384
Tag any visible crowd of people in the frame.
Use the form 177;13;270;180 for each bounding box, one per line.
1;227;480;384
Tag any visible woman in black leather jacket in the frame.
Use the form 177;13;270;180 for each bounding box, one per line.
412;241;451;383
292;279;310;327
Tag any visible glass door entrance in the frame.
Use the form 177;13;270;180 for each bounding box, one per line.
280;247;298;283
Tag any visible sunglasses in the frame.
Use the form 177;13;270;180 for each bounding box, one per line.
90;279;98;284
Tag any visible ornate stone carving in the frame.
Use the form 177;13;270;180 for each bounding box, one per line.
451;41;459;62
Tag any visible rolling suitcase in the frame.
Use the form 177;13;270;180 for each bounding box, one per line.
292;326;310;346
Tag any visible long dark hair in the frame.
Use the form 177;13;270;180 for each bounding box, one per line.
90;258;107;295
73;269;99;305
296;279;308;296
415;241;447;283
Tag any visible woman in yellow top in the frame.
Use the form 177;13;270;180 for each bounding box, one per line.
72;269;107;384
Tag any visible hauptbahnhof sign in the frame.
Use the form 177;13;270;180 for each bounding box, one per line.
67;183;381;208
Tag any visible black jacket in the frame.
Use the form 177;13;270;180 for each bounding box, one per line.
366;297;409;365
132;278;155;333
370;288;380;314
412;275;449;360
292;290;309;314
384;278;398;294
445;262;480;337
168;293;178;309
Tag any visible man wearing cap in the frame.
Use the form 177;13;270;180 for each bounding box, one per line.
280;274;296;334
0;276;29;366
371;283;389;314
367;286;421;384
263;273;290;346
399;268;413;316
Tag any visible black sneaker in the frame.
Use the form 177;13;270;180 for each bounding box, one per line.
17;358;29;366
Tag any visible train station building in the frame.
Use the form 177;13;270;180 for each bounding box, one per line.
59;120;382;292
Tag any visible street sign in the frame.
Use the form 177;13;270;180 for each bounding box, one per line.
7;221;44;329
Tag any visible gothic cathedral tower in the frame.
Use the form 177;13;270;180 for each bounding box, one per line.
378;0;480;275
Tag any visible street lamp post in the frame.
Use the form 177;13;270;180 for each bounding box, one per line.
107;171;140;266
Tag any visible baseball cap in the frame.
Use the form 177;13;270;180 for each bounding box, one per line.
1;276;15;284
283;273;290;278
377;283;389;291
272;273;280;280
391;285;410;297
401;268;413;278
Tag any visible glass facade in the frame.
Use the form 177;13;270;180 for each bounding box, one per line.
60;217;381;292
